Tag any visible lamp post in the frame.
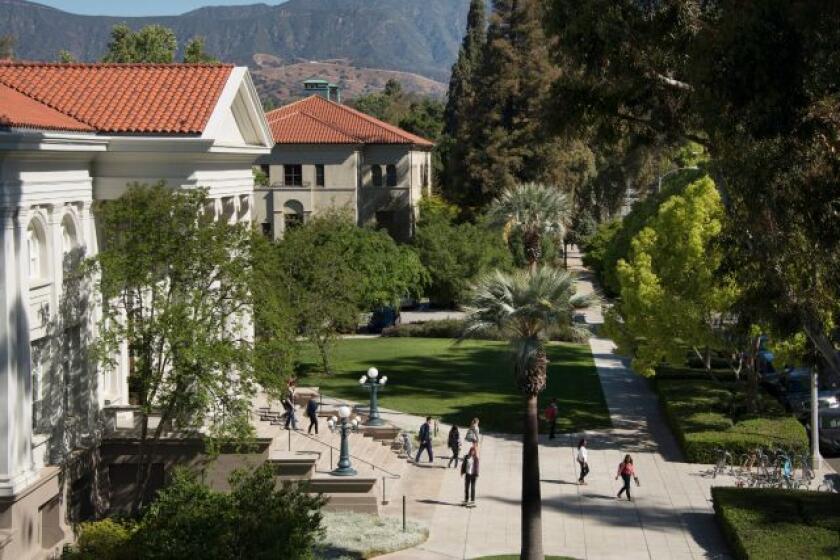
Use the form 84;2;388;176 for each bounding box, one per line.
328;405;360;476
359;367;388;426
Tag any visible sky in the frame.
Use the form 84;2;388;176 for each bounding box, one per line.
36;1;285;17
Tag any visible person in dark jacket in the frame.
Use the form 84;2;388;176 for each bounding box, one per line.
282;387;297;430
447;425;461;468
415;417;434;463
306;397;319;434
461;446;480;506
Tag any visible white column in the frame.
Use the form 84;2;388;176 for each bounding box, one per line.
0;208;37;496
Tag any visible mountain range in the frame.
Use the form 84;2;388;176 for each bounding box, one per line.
0;0;471;102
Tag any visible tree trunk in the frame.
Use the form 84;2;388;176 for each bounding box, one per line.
524;231;541;273
521;394;544;560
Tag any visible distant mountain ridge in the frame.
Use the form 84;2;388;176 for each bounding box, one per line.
0;0;471;83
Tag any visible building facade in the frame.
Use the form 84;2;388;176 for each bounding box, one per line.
0;62;271;559
254;94;434;241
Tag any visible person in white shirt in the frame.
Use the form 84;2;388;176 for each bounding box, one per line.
576;438;590;485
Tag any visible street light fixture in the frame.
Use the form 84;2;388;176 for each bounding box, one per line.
328;405;361;476
360;366;387;426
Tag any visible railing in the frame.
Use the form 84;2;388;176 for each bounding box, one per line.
292;428;401;479
268;181;312;189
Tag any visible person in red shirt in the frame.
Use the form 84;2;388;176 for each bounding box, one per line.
544;398;558;439
615;454;639;501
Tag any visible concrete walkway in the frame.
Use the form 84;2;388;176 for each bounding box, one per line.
374;249;731;560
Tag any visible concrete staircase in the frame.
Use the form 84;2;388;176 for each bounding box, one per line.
256;395;409;515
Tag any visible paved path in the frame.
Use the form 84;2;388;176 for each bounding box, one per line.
375;249;731;560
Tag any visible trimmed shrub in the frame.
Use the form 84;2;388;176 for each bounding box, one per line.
382;319;590;343
69;519;135;560
712;487;840;560
655;377;808;463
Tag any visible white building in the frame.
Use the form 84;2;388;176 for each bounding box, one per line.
254;93;434;241
0;61;271;559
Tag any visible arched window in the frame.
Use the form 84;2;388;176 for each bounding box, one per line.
27;219;48;281
283;200;305;231
372;165;383;187
61;214;78;255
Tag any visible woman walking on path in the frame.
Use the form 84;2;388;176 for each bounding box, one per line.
461;446;480;507
447;425;461;468
306;397;319;434
465;418;480;449
576;439;590;484
616;454;639;501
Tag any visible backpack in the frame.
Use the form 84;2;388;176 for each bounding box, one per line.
465;428;477;443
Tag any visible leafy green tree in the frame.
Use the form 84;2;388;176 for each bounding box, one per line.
57;49;77;63
488;183;570;271
546;0;840;378
88;184;287;513
412;197;511;307
102;24;177;63
0;35;14;59
605;177;739;378
276;212;427;372
132;466;324;560
462;267;591;560
183;37;218;63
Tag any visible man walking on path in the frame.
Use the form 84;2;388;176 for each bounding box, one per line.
415;416;434;464
545;398;559;439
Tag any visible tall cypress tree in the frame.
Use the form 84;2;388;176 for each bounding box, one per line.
441;0;487;206
464;0;575;208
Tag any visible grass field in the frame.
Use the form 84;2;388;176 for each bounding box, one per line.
712;487;840;560
298;338;610;434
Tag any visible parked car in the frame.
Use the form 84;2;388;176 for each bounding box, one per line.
367;307;401;333
807;408;840;455
780;369;840;417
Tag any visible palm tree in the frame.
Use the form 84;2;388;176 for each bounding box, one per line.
487;183;570;271
462;267;592;560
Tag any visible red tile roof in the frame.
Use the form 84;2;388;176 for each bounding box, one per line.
0;84;93;132
266;95;433;148
0;62;233;134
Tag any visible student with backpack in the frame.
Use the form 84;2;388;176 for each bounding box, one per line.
306;397;319;434
576;438;590;484
415;417;434;464
545;398;559;439
616;454;640;501
447;425;461;468
465;418;480;449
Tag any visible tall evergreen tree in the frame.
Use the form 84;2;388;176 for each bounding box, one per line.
441;0;486;205
463;0;585;209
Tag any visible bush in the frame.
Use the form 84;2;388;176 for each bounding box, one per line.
712;487;840;560
655;377;808;463
68;519;135;560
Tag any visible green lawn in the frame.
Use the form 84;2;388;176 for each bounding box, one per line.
712;487;840;560
298;338;610;434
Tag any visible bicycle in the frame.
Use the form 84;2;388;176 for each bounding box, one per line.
712;448;734;478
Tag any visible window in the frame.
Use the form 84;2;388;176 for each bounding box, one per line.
284;164;303;187
261;222;272;238
27;221;47;280
284;214;304;231
421;162;430;188
315;164;325;187
372;165;383;187
386;164;397;187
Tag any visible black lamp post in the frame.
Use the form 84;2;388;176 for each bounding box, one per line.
359;367;388;426
328;405;360;476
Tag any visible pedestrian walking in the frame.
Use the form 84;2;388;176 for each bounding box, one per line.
615;454;639;501
282;389;297;430
545;398;559;439
461;446;480;507
447;425;461;468
306;396;319;434
465;418;480;449
576;438;590;484
415;416;434;463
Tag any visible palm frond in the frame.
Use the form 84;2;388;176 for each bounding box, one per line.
487;182;571;237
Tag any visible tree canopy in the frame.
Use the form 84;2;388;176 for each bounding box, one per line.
101;24;218;64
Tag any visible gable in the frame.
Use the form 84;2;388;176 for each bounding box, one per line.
202;67;273;149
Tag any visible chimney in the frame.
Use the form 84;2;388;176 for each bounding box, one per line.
303;79;341;103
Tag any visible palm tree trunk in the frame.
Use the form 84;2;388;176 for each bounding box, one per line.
521;394;544;560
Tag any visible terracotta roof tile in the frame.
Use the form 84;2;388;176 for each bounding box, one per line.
266;95;433;148
0;84;93;132
0;62;233;134
267;111;361;144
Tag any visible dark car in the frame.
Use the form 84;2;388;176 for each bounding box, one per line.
815;408;840;455
780;368;840;417
367;307;401;333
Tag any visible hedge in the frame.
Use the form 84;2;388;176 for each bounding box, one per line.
712;487;840;560
655;375;808;463
382;319;590;343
